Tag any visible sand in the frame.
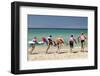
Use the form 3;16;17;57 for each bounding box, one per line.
27;45;88;61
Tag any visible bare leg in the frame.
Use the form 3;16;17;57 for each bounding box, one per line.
70;47;72;53
57;44;61;53
81;42;84;52
31;45;35;54
69;41;73;53
57;44;60;53
70;45;73;53
46;44;50;53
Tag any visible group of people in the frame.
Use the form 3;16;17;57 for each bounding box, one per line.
69;33;87;52
30;32;87;53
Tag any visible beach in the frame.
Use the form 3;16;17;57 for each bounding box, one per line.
27;45;88;61
27;28;88;61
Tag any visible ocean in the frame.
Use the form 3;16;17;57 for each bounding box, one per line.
28;28;88;48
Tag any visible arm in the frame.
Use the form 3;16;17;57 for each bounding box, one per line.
74;38;77;44
84;35;87;40
77;36;80;43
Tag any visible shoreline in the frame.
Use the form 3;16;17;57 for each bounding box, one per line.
28;45;88;61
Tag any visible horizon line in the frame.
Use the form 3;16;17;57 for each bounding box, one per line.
28;28;87;29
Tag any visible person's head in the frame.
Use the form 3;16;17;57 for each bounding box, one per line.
81;32;84;35
49;35;52;37
71;35;73;37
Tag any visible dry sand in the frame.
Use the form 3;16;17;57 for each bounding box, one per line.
27;45;88;61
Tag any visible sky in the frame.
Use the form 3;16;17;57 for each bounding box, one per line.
28;15;88;29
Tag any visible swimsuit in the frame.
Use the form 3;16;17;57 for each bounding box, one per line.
80;35;85;43
69;37;75;48
48;37;53;45
69;41;74;48
81;40;85;43
48;39;53;45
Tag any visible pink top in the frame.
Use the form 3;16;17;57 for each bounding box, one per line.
33;38;38;42
80;35;86;40
42;37;47;42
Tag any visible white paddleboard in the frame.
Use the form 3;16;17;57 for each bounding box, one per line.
28;41;35;44
28;41;44;45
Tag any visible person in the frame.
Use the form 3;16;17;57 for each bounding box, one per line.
54;37;64;53
46;35;53;53
78;32;87;52
48;35;53;45
30;37;38;54
32;37;38;44
42;37;48;45
69;35;77;52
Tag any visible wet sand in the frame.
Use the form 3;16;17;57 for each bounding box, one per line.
27;45;88;61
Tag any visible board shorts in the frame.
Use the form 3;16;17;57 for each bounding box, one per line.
69;41;74;48
81;40;85;44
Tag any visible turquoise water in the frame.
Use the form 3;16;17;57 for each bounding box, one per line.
28;28;88;47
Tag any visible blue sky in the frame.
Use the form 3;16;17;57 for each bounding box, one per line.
28;15;88;29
